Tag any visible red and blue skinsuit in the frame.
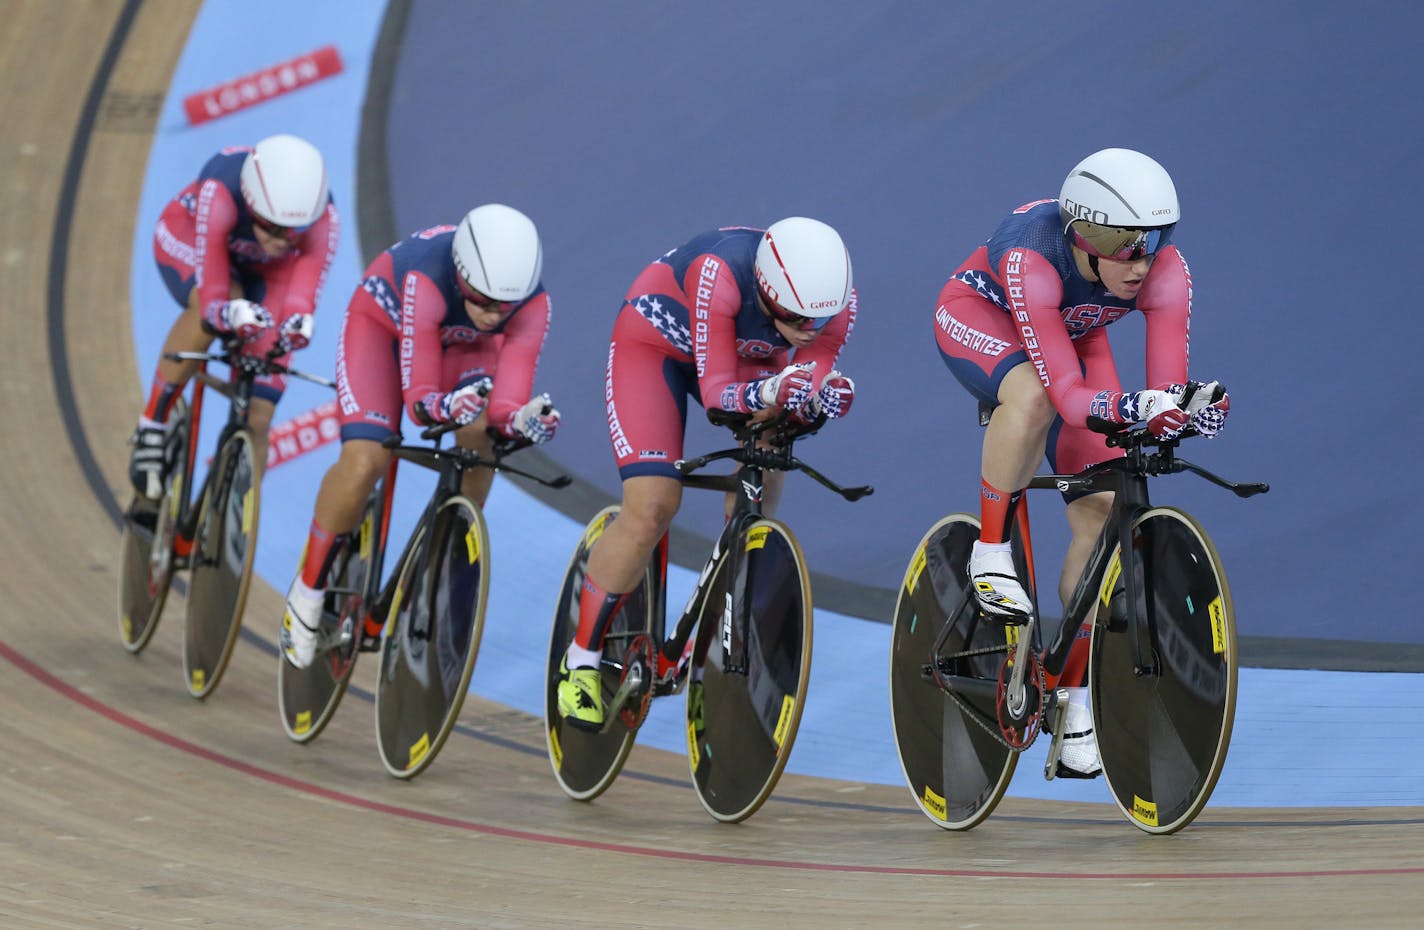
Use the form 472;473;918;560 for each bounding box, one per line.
934;199;1191;476
152;146;339;403
334;225;552;442
605;226;857;479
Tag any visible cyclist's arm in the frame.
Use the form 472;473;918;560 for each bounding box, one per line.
272;202;340;323
1076;327;1122;395
783;287;857;390
687;255;756;411
398;271;449;422
1002;247;1108;427
1136;245;1191;388
486;290;552;429
193;178;239;322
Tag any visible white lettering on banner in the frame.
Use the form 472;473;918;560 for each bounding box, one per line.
693;257;717;378
183;47;343;126
265;400;341;469
935;305;1012;357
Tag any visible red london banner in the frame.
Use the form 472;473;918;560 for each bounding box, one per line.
183;45;344;126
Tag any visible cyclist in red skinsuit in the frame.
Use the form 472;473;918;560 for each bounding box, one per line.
933;148;1231;777
129;134;339;500
279;204;560;669
555;217;860;731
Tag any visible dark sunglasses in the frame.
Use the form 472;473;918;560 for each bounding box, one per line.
761;289;832;331
456;274;516;312
252;213;310;241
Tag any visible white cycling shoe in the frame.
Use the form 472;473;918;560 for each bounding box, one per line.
280;579;324;670
969;540;1033;622
1056;688;1103;779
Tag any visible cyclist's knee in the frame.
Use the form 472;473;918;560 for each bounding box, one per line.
248;400;277;435
619;481;681;545
338;438;392;485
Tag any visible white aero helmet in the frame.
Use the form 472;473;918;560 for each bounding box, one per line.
451;204;543;303
240;134;329;229
1059;148;1179;261
753;217;853;328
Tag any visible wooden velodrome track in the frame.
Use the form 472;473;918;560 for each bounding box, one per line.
3;3;1420;926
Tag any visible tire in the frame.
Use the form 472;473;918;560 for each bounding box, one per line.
374;494;490;779
889;514;1018;831
182;427;259;699
117;398;191;654
545;506;660;802
1090;506;1238;835
690;517;813;823
278;488;383;743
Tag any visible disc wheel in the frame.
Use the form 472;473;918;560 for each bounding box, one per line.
689;518;813;824
182;427;259;699
1091;506;1238;834
278;489;382;742
545;506;660;802
889;514;1018;831
375;494;490;779
117;398;190;653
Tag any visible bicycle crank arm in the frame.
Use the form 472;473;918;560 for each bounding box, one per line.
1002;619;1038;719
1042;688;1070;780
599;661;647;734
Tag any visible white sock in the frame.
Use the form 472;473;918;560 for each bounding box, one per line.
566;642;601;670
972;539;1012;556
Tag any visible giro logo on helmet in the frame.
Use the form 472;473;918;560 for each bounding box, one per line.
1062;200;1111;225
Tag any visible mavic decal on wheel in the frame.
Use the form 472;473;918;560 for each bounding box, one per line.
190;669;205;690
242;487;254;535
583;513;611;550
772;694;795;751
1131;794;1159;827
1208;596;1226;654
464;525;480;564
921;785;947;821
745;525;770;551
904;544;927;594
408;732;430;768
293;710;312;735
1100;552;1122;607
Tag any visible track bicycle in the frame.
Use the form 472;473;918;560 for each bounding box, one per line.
277;417;570;780
117;338;331;699
545;409;872;823
889;390;1269;834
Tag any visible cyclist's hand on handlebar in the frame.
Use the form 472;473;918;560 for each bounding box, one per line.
423;377;493;426
747;361;816;412
1181;380;1230;438
507;393;560;444
1110;387;1189;439
205;298;272;342
279;313;314;352
813;370;856;420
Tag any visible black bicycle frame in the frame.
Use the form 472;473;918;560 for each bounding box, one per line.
174;361;258;550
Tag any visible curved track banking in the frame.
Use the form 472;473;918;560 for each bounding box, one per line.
3;3;1421;926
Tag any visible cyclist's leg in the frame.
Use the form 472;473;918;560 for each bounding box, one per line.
1044;424;1116;777
936;286;1051;617
284;302;398;667
560;299;689;724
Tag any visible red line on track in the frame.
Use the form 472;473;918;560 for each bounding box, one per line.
5;638;1421;881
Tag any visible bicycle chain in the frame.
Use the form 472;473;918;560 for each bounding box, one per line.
931;643;1044;752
